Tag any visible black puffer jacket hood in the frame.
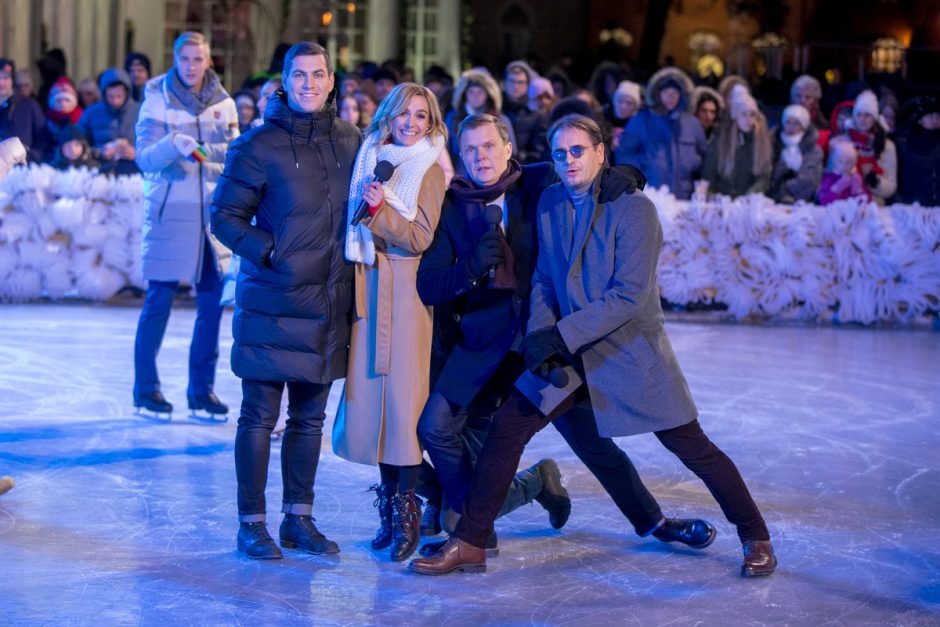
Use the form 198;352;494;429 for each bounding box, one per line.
210;88;362;383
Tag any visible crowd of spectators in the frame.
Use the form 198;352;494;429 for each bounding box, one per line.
1;45;937;207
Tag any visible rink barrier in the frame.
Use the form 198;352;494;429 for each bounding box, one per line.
1;165;938;325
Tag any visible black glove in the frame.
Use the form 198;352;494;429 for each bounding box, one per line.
519;326;572;373
598;164;647;203
864;170;880;190
468;229;505;279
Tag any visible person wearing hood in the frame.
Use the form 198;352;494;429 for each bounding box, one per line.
132;32;238;420
0;58;46;162
692;86;722;142
896;95;940;206
769;104;824;203
445;69;517;174
211;42;361;560
842;90;897;205
77;68;140;175
42;76;83;152
49;124;98;170
702;91;773;198
615;67;706;199
606;80;641;151
502;60;547;164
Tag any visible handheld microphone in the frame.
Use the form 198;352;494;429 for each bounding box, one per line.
483;204;503;279
351;160;397;226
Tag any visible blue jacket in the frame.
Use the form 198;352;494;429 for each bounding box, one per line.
0;95;47;162
78;68;140;175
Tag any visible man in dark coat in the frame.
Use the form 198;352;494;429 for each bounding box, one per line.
211;42;361;561
0;58;47;162
414;112;719;560
410;114;776;578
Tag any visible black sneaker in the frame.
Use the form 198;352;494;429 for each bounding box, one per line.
237;521;283;560
280;514;340;555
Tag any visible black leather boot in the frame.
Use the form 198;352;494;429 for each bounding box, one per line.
533;459;571;529
237;521;283;560
741;539;777;577
420;498;442;536
390;489;421;562
369;482;395;550
653;518;717;549
279;514;339;555
187;391;229;418
134;391;173;414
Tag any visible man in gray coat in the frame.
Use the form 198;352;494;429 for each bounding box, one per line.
410;114;776;578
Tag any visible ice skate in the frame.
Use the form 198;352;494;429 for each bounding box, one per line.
187;391;229;423
134;391;173;421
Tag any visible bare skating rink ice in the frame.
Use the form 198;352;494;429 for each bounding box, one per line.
0;304;937;625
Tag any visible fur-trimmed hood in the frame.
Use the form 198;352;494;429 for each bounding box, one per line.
691;85;723;114
452;68;503;113
645;66;694;112
504;60;537;84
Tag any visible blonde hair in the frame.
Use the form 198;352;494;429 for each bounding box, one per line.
366;82;447;142
173;31;210;59
716;109;773;180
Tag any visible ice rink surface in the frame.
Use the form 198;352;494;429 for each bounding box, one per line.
0;304;938;625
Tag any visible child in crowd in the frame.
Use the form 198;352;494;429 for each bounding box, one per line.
49;125;97;170
816;136;869;205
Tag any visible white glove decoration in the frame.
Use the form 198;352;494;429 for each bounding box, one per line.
0;137;27;177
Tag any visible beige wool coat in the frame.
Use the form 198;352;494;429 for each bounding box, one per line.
332;164;446;466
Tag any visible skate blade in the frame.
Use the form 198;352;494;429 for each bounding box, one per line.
135;407;172;422
188;409;229;423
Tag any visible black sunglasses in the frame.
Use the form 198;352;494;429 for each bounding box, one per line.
551;143;598;162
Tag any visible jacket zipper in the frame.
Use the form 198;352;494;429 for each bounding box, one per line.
196;115;206;278
157;182;172;222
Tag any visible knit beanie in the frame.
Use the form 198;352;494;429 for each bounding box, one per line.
782;104;810;130
731;91;758;120
853;90;879;118
613;80;641;106
48;77;78;109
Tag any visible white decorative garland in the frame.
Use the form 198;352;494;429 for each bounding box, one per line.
1;166;938;325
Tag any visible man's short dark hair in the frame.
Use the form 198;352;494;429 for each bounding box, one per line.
282;42;333;79
457;113;510;148
547;113;604;147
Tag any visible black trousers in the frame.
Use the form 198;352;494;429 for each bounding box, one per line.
234;379;331;521
455;387;770;548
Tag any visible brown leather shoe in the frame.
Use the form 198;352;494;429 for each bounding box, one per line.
741;540;777;577
408;537;486;575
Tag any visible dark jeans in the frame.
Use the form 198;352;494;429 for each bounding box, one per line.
455;387;770;548
234;379;331;522
418;392;550;521
133;239;223;399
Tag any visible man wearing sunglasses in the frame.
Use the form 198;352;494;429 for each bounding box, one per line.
410;114;776;579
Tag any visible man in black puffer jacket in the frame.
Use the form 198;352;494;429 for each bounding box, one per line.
211;42;361;561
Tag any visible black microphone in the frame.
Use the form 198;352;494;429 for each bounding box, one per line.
351;160;397;226
483;204;503;279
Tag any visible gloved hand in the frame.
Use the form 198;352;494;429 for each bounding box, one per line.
598;164;647;203
864;170;880;190
172;133;199;158
519;326;572;373
468;229;505;279
0;137;27;177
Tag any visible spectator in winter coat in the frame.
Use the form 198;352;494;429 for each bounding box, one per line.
233;90;258;133
125;52;151;103
587;61;625;109
77;68;140;175
769;104;824;203
0;58;46;162
43;77;83;151
692;86;722;142
502;61;546;164
790;75;828;131
615;67;706;199
132;31;238;418
49;124;98;170
606;80;641;151
896;95;940;206
211;42;361;561
14;70;34;100
843;90;897;205
702;91;773;198
77;78;100;109
817;136;869;205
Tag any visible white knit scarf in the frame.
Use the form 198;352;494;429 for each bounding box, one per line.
781;131;804;172
345;132;444;264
